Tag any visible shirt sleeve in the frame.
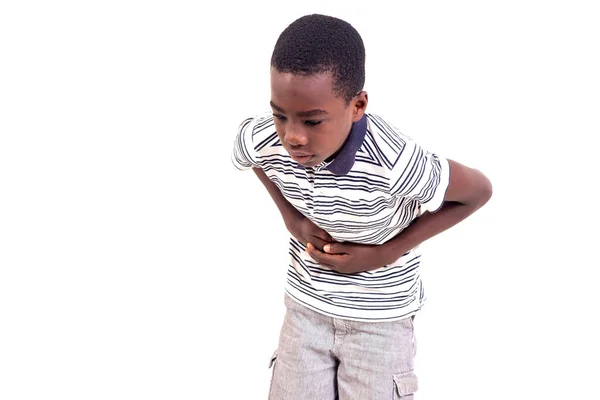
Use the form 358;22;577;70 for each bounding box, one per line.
231;116;261;170
389;139;450;214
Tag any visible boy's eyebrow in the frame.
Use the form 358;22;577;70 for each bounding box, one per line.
270;101;328;117
298;109;328;117
270;101;285;112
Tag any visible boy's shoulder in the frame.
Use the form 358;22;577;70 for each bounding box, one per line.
364;112;415;143
236;112;283;163
238;112;276;135
237;112;279;144
362;112;419;171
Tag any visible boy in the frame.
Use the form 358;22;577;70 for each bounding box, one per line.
232;14;492;400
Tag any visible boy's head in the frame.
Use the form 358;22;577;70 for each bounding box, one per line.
270;14;368;167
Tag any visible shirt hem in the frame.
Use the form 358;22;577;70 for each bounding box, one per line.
284;289;425;323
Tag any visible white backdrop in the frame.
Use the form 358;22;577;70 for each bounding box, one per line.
1;1;599;399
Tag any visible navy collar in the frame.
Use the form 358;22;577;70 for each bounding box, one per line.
324;114;367;175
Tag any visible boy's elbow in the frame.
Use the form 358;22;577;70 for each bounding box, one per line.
445;160;492;208
473;169;493;207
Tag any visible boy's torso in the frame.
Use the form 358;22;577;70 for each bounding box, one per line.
236;112;449;321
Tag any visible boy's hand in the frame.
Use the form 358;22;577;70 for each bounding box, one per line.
306;242;394;274
288;216;336;252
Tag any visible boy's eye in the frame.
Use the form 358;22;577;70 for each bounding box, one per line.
305;120;322;126
273;114;287;121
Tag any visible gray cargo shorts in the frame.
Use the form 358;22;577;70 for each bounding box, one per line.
268;294;418;399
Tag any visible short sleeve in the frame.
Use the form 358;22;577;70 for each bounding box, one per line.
231;117;261;170
389;139;450;214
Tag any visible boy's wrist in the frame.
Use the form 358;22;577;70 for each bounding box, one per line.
380;236;411;265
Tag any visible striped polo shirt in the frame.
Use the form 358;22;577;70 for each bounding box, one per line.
232;112;450;321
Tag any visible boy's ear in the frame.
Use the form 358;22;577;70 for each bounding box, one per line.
352;91;368;122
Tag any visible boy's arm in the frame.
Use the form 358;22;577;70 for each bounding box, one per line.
306;159;493;273
253;168;335;251
232;116;334;247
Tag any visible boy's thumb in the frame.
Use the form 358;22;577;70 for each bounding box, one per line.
324;243;336;253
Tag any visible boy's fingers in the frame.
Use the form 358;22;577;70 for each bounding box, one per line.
323;242;346;254
307;242;327;262
309;236;329;252
307;242;340;268
306;242;319;256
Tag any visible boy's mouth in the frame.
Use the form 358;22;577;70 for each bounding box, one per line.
289;151;314;164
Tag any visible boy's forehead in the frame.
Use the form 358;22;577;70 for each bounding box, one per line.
270;70;341;110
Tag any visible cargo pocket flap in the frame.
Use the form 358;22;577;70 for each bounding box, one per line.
393;371;419;397
268;350;278;369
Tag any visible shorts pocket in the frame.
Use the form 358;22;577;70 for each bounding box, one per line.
393;371;418;398
268;349;277;368
268;350;278;396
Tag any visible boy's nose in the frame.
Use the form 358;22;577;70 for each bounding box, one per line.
284;127;308;146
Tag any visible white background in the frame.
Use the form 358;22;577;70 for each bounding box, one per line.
1;1;599;399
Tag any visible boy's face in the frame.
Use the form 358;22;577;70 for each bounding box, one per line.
270;69;367;167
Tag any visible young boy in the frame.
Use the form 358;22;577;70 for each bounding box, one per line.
232;14;492;400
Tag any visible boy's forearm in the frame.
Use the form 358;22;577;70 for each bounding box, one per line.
380;202;477;262
252;167;302;227
309;199;491;274
381;162;492;263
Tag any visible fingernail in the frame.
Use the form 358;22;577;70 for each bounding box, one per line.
324;244;330;252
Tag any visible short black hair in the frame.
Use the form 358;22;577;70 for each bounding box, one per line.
271;14;366;105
